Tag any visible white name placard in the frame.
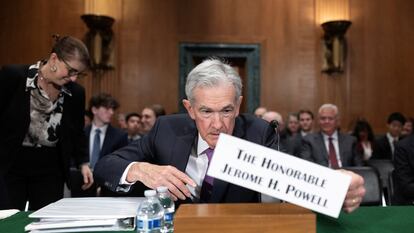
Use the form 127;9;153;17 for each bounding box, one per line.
207;133;351;218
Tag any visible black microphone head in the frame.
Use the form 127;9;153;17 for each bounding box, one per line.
270;120;279;129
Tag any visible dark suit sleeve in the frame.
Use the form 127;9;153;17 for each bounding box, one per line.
299;136;314;162
394;138;414;200
94;116;160;192
351;137;364;166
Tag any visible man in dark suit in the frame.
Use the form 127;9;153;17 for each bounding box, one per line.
71;93;128;197
287;109;314;157
300;104;363;168
372;112;406;160
94;59;365;213
393;134;414;205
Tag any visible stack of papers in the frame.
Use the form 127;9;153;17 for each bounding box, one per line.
0;209;19;219
25;197;144;232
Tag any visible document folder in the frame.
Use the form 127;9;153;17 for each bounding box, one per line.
26;197;144;232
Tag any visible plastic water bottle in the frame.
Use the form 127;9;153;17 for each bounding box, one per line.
137;190;165;233
157;186;175;233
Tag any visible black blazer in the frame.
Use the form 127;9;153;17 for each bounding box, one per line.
94;113;277;203
372;135;393;160
393;134;414;205
0;64;88;182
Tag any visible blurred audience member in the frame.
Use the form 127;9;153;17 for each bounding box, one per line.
298;109;314;136
393;133;414;205
117;113;127;131
141;104;166;134
254;106;267;118
300;104;362;168
286;112;300;137
352;120;375;161
126;112;142;143
373;112;406;160
71;93;128;197
84;109;93;127
402;117;413;137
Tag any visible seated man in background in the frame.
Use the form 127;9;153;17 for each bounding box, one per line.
141;104;166;135
94;58;365;213
288;109;314;157
372;112;406;160
393;133;414;205
125;112;142;143
300;104;363;168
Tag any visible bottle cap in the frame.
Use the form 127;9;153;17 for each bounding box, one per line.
144;190;157;197
156;186;168;193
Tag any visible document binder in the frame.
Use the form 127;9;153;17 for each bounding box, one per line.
25;197;144;232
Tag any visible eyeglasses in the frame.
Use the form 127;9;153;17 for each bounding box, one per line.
60;58;85;77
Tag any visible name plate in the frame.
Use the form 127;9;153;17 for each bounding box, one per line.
207;133;351;218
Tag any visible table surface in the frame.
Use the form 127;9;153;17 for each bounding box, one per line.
1;206;413;233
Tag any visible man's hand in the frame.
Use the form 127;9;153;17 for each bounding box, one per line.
80;164;94;190
340;169;366;213
127;162;196;201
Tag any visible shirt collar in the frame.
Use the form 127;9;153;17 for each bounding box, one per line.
91;123;109;136
197;133;210;156
322;130;338;141
386;132;398;142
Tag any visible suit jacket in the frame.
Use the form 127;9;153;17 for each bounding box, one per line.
71;124;128;197
393;134;414;205
94;113;277;203
0;64;88;178
300;132;363;167
372;135;393;160
0;64;88;208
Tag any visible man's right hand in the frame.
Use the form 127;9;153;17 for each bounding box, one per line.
126;162;196;201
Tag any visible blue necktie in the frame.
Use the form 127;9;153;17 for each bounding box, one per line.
90;129;101;169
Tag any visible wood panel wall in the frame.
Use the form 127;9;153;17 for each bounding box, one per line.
1;0;413;133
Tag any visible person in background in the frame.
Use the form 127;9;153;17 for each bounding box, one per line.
351;119;375;162
393;133;414;205
141;104;166;135
94;59;365;213
402;117;413;138
288;109;315;157
0;35;93;210
126;112;142;143
117;113;127;131
84;109;93;127
372;112;406;160
286;112;300;137
71;93;128;197
300;104;363;168
254;106;267;118
262;111;288;152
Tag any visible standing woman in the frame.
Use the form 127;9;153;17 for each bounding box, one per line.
0;35;93;210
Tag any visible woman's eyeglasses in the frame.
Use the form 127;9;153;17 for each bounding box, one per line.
60;58;86;77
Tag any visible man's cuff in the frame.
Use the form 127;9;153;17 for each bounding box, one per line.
119;162;138;185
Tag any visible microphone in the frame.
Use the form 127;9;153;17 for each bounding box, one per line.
269;120;280;151
270;120;279;130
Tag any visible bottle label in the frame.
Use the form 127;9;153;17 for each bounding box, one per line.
137;217;162;230
165;212;174;223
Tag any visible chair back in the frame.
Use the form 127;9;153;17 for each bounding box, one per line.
366;159;394;190
345;166;382;206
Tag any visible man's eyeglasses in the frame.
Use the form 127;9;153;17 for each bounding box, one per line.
60;58;85;77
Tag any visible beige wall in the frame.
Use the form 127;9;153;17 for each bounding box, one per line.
1;0;413;133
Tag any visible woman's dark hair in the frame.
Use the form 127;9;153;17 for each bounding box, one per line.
51;35;91;68
352;120;375;142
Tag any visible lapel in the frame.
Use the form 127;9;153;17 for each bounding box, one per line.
210;116;245;203
169;123;197;173
317;132;329;165
338;132;344;159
